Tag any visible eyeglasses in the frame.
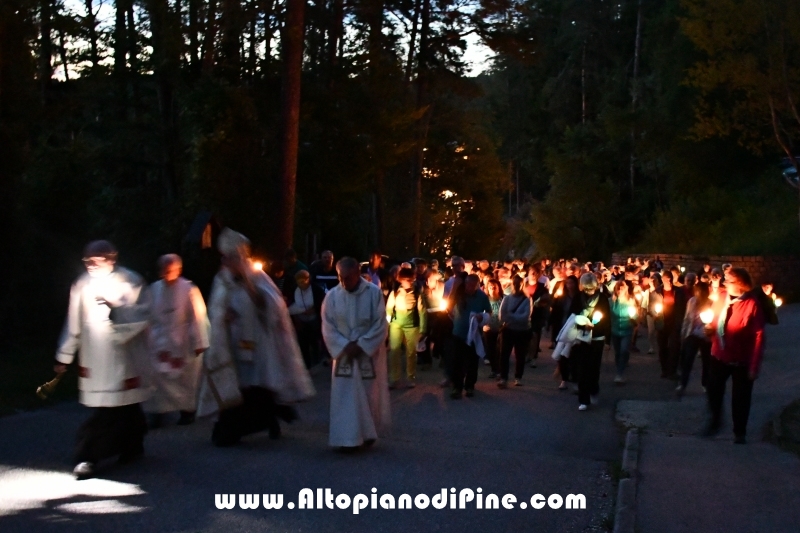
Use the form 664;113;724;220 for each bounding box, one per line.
82;257;109;266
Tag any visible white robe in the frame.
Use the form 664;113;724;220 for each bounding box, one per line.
144;278;209;413
56;267;152;407
197;269;315;418
321;280;391;447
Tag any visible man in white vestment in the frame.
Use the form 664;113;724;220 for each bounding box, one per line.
54;240;152;479
321;257;391;450
197;228;315;446
145;254;209;427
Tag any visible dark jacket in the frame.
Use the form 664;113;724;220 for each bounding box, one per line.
569;291;611;340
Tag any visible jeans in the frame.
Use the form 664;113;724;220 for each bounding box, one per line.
646;315;657;352
500;328;529;381
706;357;754;437
452;336;479;392
679;335;712;389
388;323;419;383
611;333;631;376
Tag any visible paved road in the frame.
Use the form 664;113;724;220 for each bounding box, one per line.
0;328;690;533
627;304;800;533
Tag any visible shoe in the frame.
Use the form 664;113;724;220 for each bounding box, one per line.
406;380;417;389
702;386;707;393
699;423;721;438
614;375;625;384
578;404;588;411
450;388;462;399
389;381;400;390
118;445;144;464
590;395;599;405
177;411;196;425
497;380;508;389
147;413;164;429
514;379;522;386
362;438;376;449
558;381;568;390
529;361;537;368
465;389;475;397
647;349;654;354
439;379;451;388
630;346;641;353
484;358;491;365
733;435;746;445
675;385;684;398
73;462;95;480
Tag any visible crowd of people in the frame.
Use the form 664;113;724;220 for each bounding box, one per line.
52;235;777;480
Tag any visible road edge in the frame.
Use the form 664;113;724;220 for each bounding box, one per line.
613;428;639;533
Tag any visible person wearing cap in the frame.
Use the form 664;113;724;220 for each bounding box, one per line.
144;254;209;429
54;240;152;479
197;228;315;446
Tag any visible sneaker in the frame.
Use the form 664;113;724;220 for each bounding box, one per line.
647;349;655;354
514;379;523;386
406;381;417;389
558;381;568;390
497;380;508;389
439;378;451;388
465;389;475;397
614;375;625;384
578;404;588;411
450;388;462;399
483;358;491;366
73;462;95;480
529;361;537;368
733;435;746;445
702;386;707;393
590;395;599;405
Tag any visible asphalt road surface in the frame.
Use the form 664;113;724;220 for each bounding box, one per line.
0;343;633;533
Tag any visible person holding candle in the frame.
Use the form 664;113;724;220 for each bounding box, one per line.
498;275;532;388
569;273;611;410
677;281;713;396
483;278;504;378
655;271;686;380
702;268;766;444
609;281;637;384
554;275;580;389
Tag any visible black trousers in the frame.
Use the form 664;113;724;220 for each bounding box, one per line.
294;319;321;368
500;329;529;380
558;354;576;382
74;403;147;465
706;357;754;437
212;387;296;446
451;337;479;392
657;324;681;377
679;335;712;389
574;340;604;405
483;330;501;374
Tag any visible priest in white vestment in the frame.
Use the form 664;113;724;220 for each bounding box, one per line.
321;257;391;449
54;240;152;479
196;229;315;446
144;254;209;427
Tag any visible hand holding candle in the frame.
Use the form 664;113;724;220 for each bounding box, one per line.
627;306;638;319
700;309;714;325
654;303;663;315
592;310;603;324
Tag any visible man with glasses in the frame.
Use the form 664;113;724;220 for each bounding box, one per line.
54;240;151;479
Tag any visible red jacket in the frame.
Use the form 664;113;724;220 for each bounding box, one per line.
711;292;766;376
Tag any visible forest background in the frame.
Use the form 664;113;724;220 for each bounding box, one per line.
1;0;800;377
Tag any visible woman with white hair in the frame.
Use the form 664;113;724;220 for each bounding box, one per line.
569;272;611;411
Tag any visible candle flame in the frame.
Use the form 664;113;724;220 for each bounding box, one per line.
775;297;783;308
252;261;263;271
592;311;603;324
700;309;714;325
627;306;637;319
654;303;663;315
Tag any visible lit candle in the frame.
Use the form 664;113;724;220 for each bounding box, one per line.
253;261;263;271
555;288;563;298
654;303;663;315
775;297;783;308
700;309;714;325
592;311;603;324
634;293;642;301
627;306;638;319
709;293;718;302
680;266;686;273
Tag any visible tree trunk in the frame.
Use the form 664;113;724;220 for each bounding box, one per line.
581;41;586;125
411;0;431;255
328;0;343;73
405;0;421;83
629;0;642;199
276;0;306;254
39;0;53;100
57;27;69;81
189;0;200;72
201;0;219;74
219;0;243;81
126;3;139;117
84;0;99;71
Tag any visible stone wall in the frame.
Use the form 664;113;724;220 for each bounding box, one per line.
610;253;800;298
